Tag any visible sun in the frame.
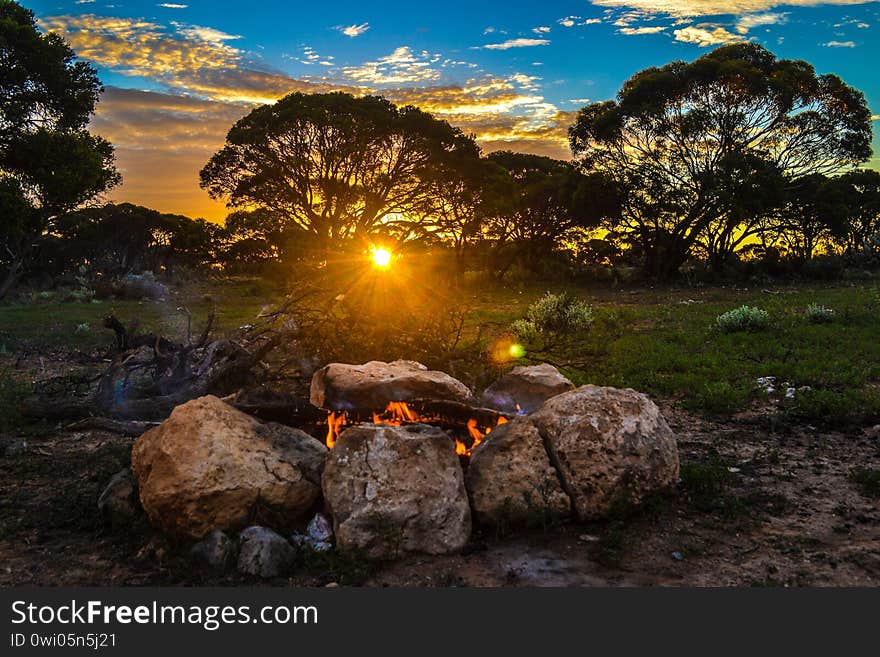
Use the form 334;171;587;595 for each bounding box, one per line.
370;246;392;269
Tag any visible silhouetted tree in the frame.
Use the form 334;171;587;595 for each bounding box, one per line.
569;43;872;280
775;174;847;261
0;0;119;297
834;169;880;253
200;92;478;258
485;151;619;279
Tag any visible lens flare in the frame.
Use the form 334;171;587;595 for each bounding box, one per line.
371;247;391;269
509;343;525;359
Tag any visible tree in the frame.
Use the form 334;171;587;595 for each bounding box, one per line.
0;0;119;298
834;169;880;253
569;43;872;279
419;148;513;283
484;151;618;279
200;92;479;256
775;174;847;261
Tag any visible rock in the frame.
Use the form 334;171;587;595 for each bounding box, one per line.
310;360;474;410
480;364;574;414
97;468;140;524
529;385;679;521
190;530;235;570
307;513;334;543
117;271;168;300
289;513;335;552
466;417;570;526
236;526;296;578
322;424;471;559
131;395;327;540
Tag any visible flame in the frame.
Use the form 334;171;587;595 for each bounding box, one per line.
326;411;347;449
325;401;508;456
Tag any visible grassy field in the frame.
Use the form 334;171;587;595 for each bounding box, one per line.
2;277;880;427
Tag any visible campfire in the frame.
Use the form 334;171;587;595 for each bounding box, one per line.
325;399;509;456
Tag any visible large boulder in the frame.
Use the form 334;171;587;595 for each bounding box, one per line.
529;385;679;521
480;363;574;414
310;360;474;410
322;424;471;558
237;526;296;578
466;417;570;526
131;395;327;540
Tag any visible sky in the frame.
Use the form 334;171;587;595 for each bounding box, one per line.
25;0;880;221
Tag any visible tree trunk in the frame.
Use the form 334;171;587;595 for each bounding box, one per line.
0;258;24;301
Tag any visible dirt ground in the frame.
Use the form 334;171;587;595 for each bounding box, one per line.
1;350;877;587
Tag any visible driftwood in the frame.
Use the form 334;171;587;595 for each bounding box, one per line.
22;306;294;423
66;417;161;437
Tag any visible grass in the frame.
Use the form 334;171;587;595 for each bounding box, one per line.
2;276;878;423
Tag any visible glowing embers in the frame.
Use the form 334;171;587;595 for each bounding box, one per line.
324;400;508;456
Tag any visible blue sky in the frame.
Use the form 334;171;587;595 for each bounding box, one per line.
26;0;880;219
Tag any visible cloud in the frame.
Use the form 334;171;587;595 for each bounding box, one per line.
589;0;873;17
157;3;188;8
533;26;552;33
735;11;787;33
475;38;551;50
338;23;370;37
557;16;581;27
619;25;667;34
341;46;444;85
673;24;744;45
823;39;856;46
173;24;241;44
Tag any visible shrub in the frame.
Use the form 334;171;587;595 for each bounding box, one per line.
715;305;769;333
511;292;594;342
805;303;835;323
850;467;880;498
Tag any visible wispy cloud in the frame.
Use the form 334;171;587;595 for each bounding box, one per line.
475;38;550;50
590;0;873;17
619;25;667;34
337;23;370;37
157;3;188;8
673;24;745;45
823;39;856;47
533;26;551;34
341;46;443;85
735;12;787;33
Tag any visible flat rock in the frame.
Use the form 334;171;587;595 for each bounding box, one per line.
322;423;471;559
480;364;574;414
131;395;326;540
237;526;296;578
466;417;570;526
529;385;679;521
310;360;474;410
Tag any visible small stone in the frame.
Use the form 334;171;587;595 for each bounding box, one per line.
307;513;334;543
672;551;683;561
97;468;140;525
190;530;235;570
237;526;296;579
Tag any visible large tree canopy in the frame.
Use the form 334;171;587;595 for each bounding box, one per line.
0;0;119;298
569;43;872;278
200;92;480;250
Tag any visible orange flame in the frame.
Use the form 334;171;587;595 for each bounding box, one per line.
325;401;508;456
326;411;347;449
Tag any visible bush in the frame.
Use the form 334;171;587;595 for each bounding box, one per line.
0;370;27;433
511;292;594;342
805;303;835;323
715;305;769;333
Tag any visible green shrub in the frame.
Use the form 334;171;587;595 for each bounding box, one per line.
849;467;880;498
805;303;835;323
784;388;880;426
511;292;594;341
682;382;749;415
715;305;769;333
